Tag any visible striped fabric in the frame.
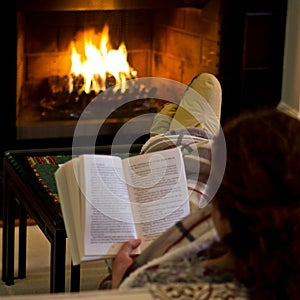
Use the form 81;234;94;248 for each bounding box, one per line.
99;127;221;291
118;127;220;288
141;127;213;209
120;204;219;289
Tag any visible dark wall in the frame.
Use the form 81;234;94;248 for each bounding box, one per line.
2;1;17;157
219;0;287;123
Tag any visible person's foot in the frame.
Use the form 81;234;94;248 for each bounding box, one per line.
189;73;222;121
149;102;179;137
169;73;222;136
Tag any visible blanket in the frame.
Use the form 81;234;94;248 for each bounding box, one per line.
141;127;214;209
99;127;221;290
146;281;248;299
119;204;220;289
118;127;222;288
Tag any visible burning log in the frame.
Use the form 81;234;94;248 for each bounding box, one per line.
39;24;153;120
39;75;162;121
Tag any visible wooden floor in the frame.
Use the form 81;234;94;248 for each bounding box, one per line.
0;225;109;296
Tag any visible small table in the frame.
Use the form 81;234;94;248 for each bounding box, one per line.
1;144;142;293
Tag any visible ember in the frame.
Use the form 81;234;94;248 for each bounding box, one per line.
40;77;161;120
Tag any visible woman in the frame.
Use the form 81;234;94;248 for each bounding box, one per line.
110;108;300;299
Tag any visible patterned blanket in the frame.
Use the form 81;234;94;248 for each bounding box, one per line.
146;281;248;299
118;127;223;288
141;127;214;209
120;204;219;287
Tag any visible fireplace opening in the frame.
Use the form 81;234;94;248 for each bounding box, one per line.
16;0;221;140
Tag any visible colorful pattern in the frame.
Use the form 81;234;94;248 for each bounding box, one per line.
119;209;249;298
26;155;72;203
126;252;235;287
120;206;218;288
147;282;248;300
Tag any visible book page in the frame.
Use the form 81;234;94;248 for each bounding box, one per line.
78;155;138;257
122;147;190;249
55;158;84;265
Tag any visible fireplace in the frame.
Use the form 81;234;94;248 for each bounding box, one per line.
1;0;287;158
15;0;221;141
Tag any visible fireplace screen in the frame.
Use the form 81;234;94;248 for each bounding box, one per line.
16;0;221;140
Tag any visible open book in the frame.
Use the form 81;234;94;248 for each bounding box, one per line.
54;147;190;265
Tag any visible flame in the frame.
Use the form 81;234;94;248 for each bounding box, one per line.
69;24;136;94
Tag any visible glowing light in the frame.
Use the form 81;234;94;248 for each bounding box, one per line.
69;24;136;94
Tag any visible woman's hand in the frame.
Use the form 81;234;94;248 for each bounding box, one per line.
111;239;141;289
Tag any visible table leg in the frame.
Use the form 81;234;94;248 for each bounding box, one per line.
50;229;66;293
1;171;8;282
4;180;16;285
70;263;80;292
18;204;27;279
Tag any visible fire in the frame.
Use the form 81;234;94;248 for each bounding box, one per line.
69;24;136;94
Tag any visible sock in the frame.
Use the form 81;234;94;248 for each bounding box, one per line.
169;73;222;136
149;102;179;136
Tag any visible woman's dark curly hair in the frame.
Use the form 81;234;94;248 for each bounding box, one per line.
213;108;300;299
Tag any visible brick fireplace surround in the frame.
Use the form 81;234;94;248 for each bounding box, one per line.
1;0;287;165
16;0;221;141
